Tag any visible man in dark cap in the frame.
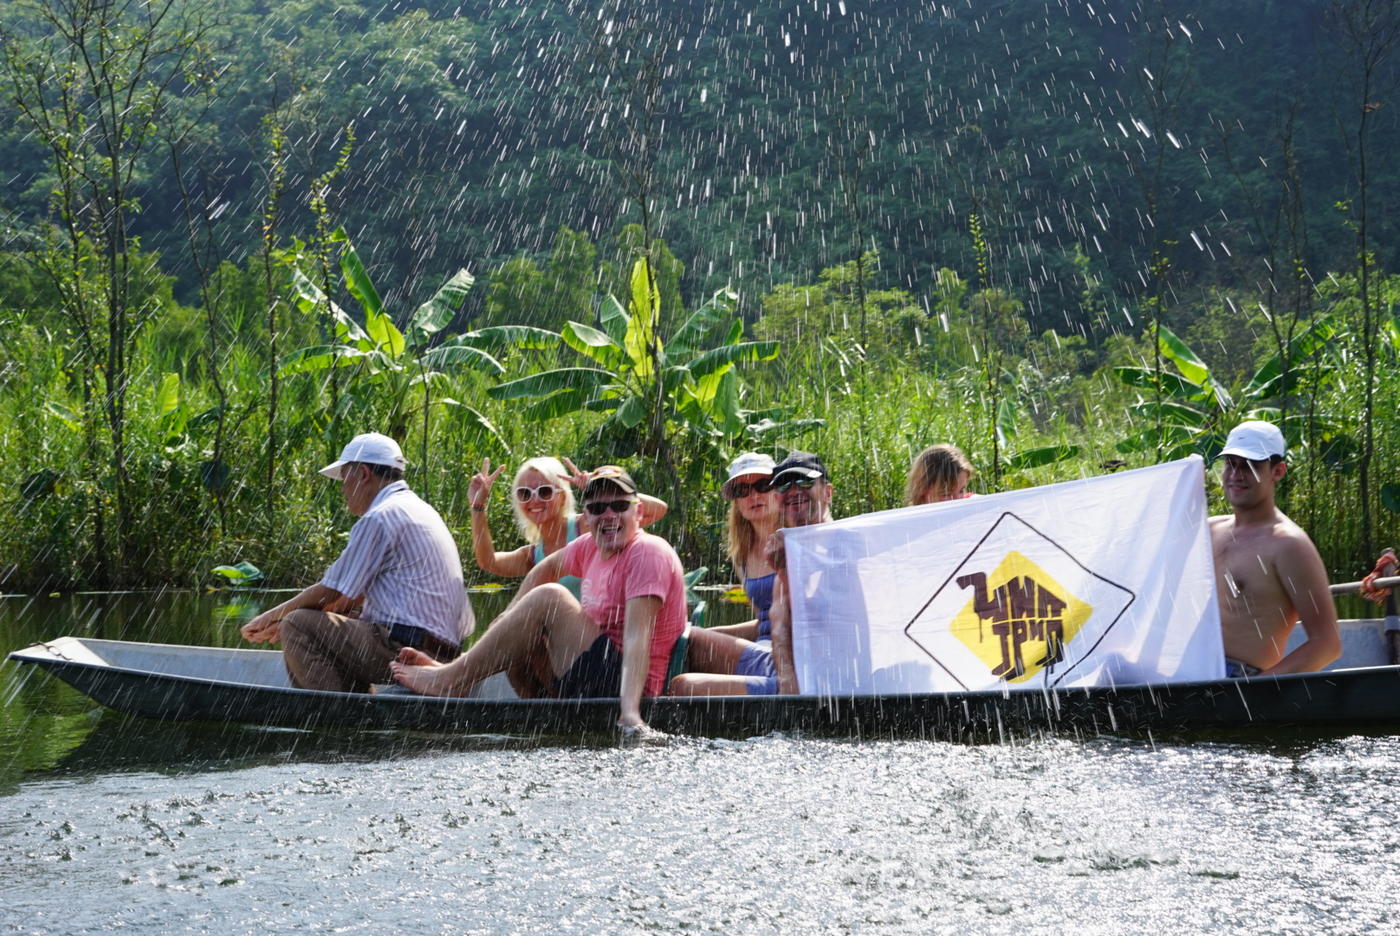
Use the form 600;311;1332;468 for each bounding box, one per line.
670;451;834;697
392;465;687;732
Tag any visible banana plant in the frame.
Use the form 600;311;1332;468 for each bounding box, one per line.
481;257;794;467
277;229;507;453
1115;316;1345;461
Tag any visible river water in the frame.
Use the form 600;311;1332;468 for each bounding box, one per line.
3;593;1399;934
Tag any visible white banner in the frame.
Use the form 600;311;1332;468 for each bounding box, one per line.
785;456;1223;694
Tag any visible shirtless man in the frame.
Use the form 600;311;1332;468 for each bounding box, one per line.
1209;420;1340;677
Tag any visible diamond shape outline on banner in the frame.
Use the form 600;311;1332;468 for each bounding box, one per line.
902;511;1136;690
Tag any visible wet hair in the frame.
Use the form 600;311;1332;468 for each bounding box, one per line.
906;444;975;506
510;456;577;544
350;461;404;482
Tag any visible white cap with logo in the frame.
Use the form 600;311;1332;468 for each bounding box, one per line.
1218;420;1286;462
319;432;407;480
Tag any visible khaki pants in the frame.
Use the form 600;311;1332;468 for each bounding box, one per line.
280;609;457;693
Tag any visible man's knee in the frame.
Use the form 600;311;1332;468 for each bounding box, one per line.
281;608;331;646
521;582;576;608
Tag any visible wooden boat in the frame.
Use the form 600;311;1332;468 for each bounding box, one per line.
10;614;1400;739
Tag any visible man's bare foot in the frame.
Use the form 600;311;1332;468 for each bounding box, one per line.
390;655;471;697
618;723;670;746
395;646;437;667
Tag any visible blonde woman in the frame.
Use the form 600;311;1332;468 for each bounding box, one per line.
906;443;976;506
668;452;783;695
468;456;666;596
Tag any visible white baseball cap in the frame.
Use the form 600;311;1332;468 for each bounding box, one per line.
1218;420;1286;462
723;452;776;495
319;432;407;479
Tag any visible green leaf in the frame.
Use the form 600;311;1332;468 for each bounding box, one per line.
409;268;474;341
278;344;374;377
419;343;505;374
288;266;368;343
333;229;386;322
522;388;587;421
996;397;1017;445
1381;482;1400;514
45;401;82;432
599;294;629;344
669;287;738;356
1158;325;1210;386
1244;313;1339;400
487;367;617;400
561;321;623;367
1127;400;1209;429
687;340;780;378
1006;445;1081;471
456;325;560;351
712;369;744;433
1113;366;1207;400
615;394;647;428
624;258;662;376
454;405;510;455
156;372;180;419
1116;425;1193;454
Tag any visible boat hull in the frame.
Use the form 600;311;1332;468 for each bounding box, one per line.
11;637;1400;738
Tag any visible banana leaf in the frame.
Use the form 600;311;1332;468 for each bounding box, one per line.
456;325;560;351
687;340;780;378
561;321;623;368
522;388;587;422
488;367;616;400
410;268;474;341
1006;444;1081;470
419;343;504;374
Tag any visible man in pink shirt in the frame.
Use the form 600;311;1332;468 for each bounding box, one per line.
392;465;686;731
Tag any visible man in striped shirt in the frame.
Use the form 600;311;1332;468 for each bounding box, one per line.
240;433;472;692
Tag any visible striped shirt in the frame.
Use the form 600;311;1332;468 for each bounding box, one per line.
321;481;470;643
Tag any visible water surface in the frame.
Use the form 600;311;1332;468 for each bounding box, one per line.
3;594;1396;934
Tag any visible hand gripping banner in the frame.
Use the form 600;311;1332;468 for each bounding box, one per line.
784;457;1223;695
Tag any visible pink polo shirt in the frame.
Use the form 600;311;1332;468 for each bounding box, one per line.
560;531;687;697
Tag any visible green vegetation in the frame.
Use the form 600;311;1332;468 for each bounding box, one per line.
0;0;1397;592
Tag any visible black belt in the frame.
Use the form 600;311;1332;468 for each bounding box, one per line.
386;623;460;662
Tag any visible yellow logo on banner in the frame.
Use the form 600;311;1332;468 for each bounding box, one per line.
950;550;1095;683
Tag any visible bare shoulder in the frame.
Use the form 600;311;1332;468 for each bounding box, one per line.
1207;514;1234;540
1270;511;1324;564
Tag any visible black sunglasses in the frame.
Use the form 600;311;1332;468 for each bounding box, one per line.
725;479;772;499
774;477;818;493
584;498;637;516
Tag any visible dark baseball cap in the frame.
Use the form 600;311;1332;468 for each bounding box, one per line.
771;451;828;485
582;464;639;498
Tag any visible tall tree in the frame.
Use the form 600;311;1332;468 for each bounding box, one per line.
1;0;215;582
1329;0;1400;559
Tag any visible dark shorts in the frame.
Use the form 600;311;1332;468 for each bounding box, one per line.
1224;657;1262;678
553;634;623;698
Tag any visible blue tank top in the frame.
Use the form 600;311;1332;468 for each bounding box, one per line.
745;572;777;641
533;515;582;598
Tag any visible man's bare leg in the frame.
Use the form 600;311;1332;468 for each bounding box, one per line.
668;672;758;696
390;584;600;697
682;627;752;674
